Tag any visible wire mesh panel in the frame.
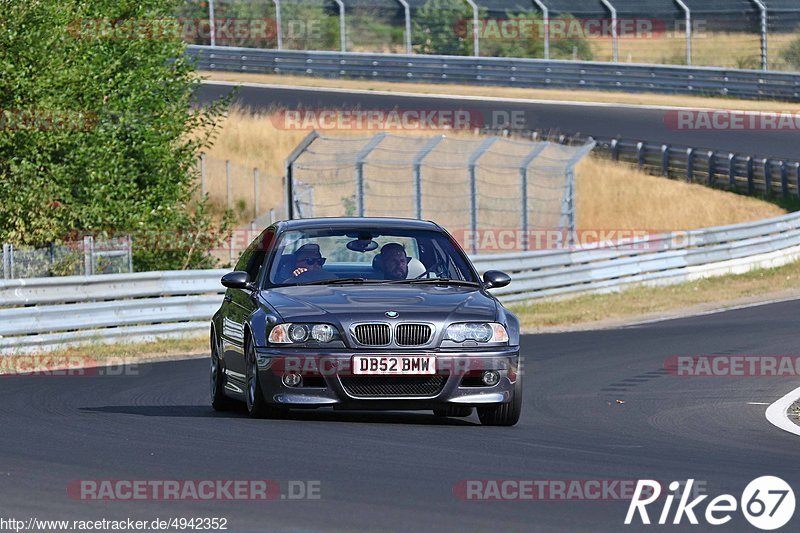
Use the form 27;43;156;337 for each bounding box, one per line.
288;132;595;253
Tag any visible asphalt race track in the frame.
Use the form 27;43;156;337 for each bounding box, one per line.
2;301;799;532
197;82;800;161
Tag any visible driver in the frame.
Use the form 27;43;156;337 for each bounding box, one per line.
287;243;327;279
380;243;410;280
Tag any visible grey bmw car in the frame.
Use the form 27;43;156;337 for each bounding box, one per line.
210;217;522;426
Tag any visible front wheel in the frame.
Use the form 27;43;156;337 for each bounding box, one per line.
477;379;522;426
210;331;234;411
245;339;286;419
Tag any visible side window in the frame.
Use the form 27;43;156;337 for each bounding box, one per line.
245;228;275;285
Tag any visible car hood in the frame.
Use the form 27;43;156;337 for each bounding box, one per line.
262;284;498;325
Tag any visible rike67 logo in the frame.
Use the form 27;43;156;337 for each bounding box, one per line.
626;477;795;530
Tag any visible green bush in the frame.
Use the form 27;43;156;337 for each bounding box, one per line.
780;35;800;70
0;0;231;271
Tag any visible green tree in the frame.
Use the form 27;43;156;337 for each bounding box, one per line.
0;0;231;271
413;0;480;56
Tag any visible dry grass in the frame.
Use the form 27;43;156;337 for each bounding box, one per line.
575;157;786;231
203;108;785;230
200;70;800;113
590;32;797;70
510;260;800;329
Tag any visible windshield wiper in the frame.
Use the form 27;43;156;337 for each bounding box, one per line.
297;277;374;286
387;278;481;287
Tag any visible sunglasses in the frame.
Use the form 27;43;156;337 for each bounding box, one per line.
301;257;326;266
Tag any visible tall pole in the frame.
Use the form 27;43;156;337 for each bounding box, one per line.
675;0;692;66
532;0;549;60
600;0;618;63
272;0;282;50
465;0;480;57
397;0;412;54
208;0;216;47
334;0;346;52
751;0;768;70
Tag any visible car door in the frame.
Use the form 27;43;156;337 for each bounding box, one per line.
222;228;275;380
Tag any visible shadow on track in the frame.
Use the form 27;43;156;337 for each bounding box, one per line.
79;405;480;426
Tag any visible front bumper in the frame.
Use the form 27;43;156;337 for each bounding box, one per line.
253;347;520;410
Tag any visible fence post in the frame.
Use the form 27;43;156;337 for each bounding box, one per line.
2;243;11;279
83;235;94;276
226;160;232;209
519;144;548;252
795;162;800;198
532;0;549;59
686;147;694;182
707;151;715;186
675;0;692;65
600;0;619;63
284;131;320;220
355;133;387;217
763;158;772;196
272;0;283;50
468;137;498;254
728;153;736;190
253;167;260;219
412;136;443;219
208;0;216;47
636;141;645;169
127;235;133;273
746;156;754;195
751;0;768;70
200;153;206;196
661;144;669;176
780;161;788;198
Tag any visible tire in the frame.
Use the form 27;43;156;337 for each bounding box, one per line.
477;379;522;426
245;338;286;419
433;406;473;417
210;331;235;411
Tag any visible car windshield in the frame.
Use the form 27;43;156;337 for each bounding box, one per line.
266;227;478;287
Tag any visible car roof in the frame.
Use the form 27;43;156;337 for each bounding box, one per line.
276;217;444;233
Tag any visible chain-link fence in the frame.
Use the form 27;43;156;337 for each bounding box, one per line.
285;131;595;254
1;236;132;280
179;0;800;70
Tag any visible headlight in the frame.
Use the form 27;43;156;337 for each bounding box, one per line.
445;322;508;343
268;323;340;344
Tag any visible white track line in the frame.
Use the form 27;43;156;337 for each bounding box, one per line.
200;79;726;113
765;385;800;437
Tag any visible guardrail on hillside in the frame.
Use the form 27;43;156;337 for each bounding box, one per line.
479;129;800;200
4;210;800;353
186;45;800;102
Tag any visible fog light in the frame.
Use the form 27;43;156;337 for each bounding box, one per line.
482;371;500;386
283;372;302;387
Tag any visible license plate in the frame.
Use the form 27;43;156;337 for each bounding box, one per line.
352;356;435;375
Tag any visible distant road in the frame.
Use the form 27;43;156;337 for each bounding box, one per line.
197;81;800;161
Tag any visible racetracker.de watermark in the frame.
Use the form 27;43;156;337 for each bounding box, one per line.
454;18;676;40
666;355;800;377
451;229;701;253
0;108;97;132
68;480;321;501
272;108;484;131
0;356;139;377
665;110;800;131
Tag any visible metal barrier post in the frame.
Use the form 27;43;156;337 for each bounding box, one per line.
751;0;768;70
780;161;788;197
465;0;480;56
661;144;670;176
412;136;443;219
532;0;549;59
764;158;772;195
675;0;692;65
707;151;715;186
600;0;618;62
728;153;736;190
468;137;498;254
83;235;94;276
334;0;346;52
208;0;216;47
272;0;283;50
354;133;387;217
686;147;694;182
519;144;548;251
397;0;412;54
2;243;11;279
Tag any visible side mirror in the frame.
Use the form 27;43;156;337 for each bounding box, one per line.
221;271;254;290
482;270;511;289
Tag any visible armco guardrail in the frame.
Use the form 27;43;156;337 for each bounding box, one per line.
3;211;800;353
186;45;800;102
